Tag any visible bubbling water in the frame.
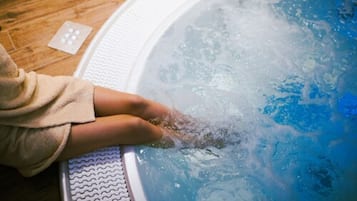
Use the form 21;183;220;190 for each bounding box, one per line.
136;0;357;200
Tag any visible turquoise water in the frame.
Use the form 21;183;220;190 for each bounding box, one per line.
135;0;357;200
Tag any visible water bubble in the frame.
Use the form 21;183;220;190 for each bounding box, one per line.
174;183;181;188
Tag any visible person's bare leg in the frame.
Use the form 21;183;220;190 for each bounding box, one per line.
91;87;211;143
57;114;164;160
93;86;174;123
58;86;225;160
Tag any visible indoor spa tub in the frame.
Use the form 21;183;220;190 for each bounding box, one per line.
60;0;357;200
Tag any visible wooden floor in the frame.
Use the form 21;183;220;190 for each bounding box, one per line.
0;0;124;200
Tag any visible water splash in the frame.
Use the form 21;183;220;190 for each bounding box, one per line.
136;0;357;200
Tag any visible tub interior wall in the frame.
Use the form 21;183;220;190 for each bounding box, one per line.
134;0;357;200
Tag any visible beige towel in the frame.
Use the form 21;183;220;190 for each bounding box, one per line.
0;44;95;127
0;124;71;177
0;44;95;176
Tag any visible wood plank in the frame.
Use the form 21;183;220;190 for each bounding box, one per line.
9;43;70;72
0;0;89;30
36;57;80;76
0;30;15;51
5;0;123;73
8;0;122;48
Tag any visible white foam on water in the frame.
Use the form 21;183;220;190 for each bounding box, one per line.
136;0;354;200
141;0;338;119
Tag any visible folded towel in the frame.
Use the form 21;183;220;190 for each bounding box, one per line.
0;43;95;176
0;124;70;177
0;44;95;128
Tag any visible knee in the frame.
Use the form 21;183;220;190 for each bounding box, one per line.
127;95;150;115
126;116;147;130
125;116;163;141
